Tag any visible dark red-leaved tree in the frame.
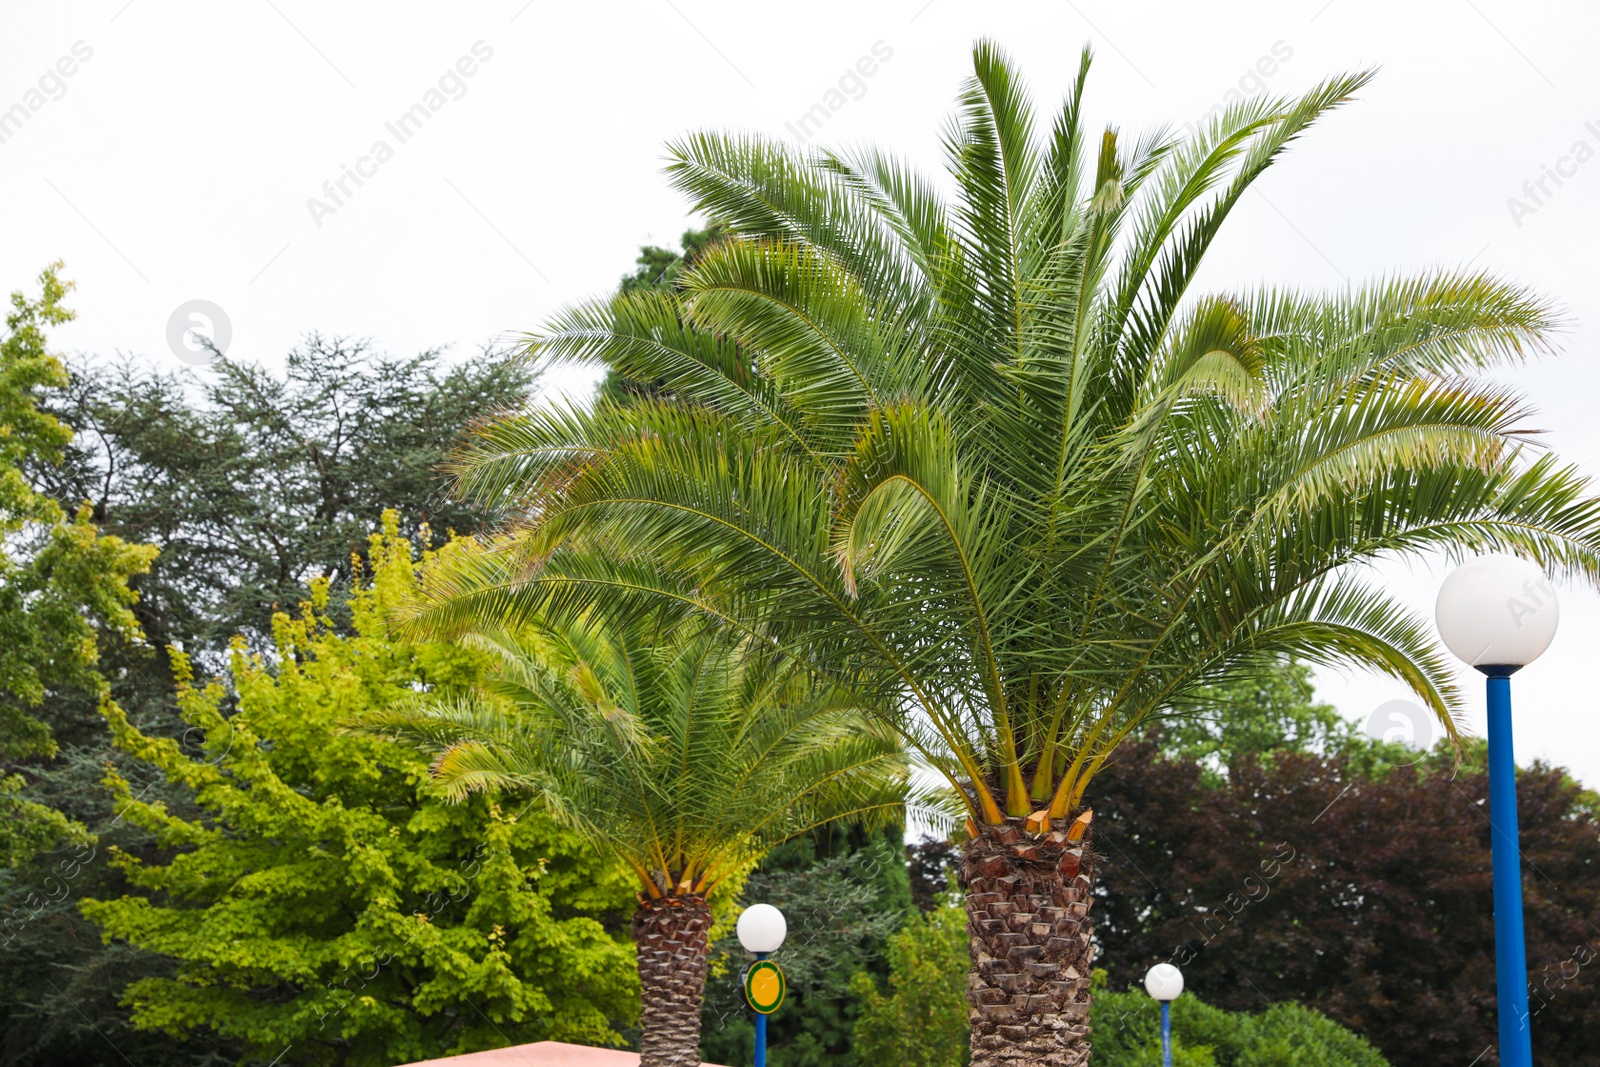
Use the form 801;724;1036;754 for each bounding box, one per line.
1091;740;1600;1067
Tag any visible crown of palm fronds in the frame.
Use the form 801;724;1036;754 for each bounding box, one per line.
356;619;911;897
410;42;1600;827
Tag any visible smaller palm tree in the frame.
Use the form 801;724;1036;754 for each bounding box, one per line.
354;614;910;1067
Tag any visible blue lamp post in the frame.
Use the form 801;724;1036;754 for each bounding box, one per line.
737;904;787;1067
1144;963;1184;1067
1436;555;1560;1067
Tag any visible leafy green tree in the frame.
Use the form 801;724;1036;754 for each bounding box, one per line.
35;336;535;659
1153;657;1359;777
80;519;637;1067
0;264;155;867
357;597;911;1067
415;41;1600;1064
850;896;970;1067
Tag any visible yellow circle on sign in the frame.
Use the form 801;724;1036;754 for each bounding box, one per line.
744;960;786;1013
751;968;780;1003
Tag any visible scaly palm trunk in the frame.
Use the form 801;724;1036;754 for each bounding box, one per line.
962;817;1096;1066
634;893;712;1067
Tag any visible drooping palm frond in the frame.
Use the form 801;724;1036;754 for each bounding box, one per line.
353;616;911;898
416;42;1600;826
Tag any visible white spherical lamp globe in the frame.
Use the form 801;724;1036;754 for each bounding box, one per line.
1144;962;1184;1002
1435;555;1559;670
736;903;787;953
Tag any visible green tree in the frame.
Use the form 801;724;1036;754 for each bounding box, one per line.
0;264;155;867
415;42;1600;1065
80;519;637;1067
617;223;727;296
850;896;970;1067
35;336;535;658
1154;657;1358;777
358;596;912;1067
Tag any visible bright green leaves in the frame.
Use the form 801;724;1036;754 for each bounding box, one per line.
0;264;156;865
0;263;74;480
849;897;971;1067
81;520;636;1067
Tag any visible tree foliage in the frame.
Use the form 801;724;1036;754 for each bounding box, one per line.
36;336;535;657
1090;973;1390;1066
0;263;155;866
849;895;970;1067
4;322;536;1067
1152;658;1358;777
80;519;637;1067
617;223;727;297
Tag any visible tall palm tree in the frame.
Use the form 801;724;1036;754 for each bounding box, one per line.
411;44;1600;1065
355;621;909;1067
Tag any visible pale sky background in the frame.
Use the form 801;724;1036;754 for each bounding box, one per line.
4;1;1599;785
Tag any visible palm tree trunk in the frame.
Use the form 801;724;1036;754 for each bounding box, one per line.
961;817;1096;1066
633;893;712;1067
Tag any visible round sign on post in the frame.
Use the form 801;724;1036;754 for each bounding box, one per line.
744;959;786;1014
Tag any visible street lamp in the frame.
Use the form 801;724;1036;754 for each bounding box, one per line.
736;904;787;1067
1435;554;1560;1067
1144;962;1184;1067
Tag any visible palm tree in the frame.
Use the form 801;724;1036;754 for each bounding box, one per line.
411;43;1600;1065
355;621;909;1067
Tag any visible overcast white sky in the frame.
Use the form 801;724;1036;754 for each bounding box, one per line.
4;0;1599;786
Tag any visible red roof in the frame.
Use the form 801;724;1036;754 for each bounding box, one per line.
396;1040;729;1067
